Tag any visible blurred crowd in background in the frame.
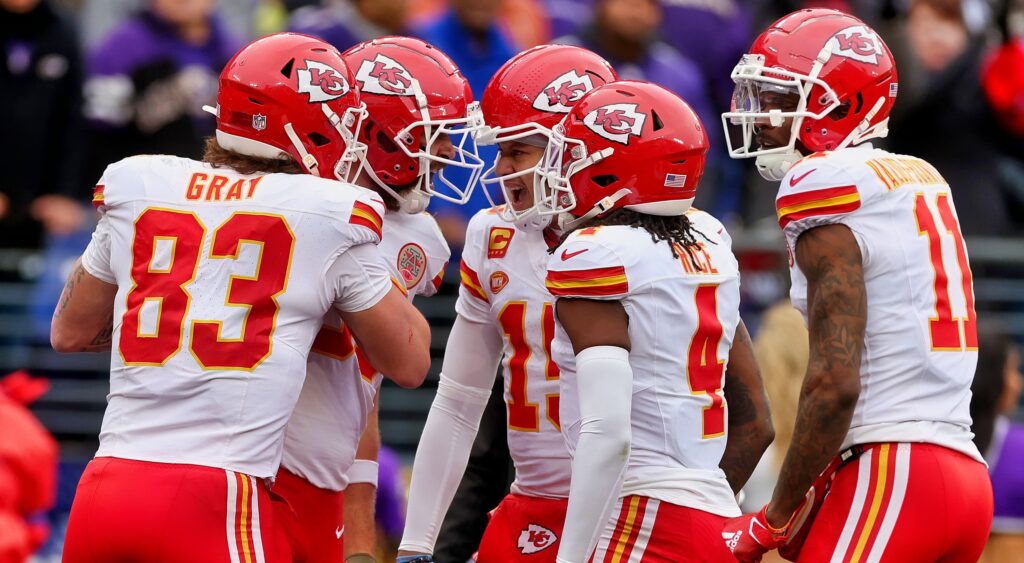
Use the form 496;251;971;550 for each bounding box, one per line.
1;0;1023;560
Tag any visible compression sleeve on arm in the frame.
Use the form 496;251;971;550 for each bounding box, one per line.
556;346;633;563
399;315;504;554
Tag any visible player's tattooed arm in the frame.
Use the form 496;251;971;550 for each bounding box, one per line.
766;224;865;528
51;258;118;353
720;320;774;493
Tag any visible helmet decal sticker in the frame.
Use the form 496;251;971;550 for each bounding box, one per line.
828;25;884;65
583;103;647;145
532;70;596;113
355;53;415;96
296;59;351;103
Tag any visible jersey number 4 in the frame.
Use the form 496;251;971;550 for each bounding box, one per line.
120;208;295;369
914;193;977;351
689;285;726;439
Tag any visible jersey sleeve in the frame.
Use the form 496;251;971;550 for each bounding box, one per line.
545;230;629;300
415;214;451;298
329;243;393;313
454;211;492;323
347;192;386;246
81;214;115;284
775;156;878;245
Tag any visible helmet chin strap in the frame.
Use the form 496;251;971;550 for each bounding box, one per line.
755;152;802;181
399;190;430;214
558;188;632;232
513;207;552;233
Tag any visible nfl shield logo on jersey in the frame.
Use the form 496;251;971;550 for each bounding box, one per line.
517;523;557;554
252;114;267;131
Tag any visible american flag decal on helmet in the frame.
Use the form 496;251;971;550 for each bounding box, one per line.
664;173;687;188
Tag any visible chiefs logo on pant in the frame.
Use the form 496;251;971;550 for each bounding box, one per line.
517;523;558;555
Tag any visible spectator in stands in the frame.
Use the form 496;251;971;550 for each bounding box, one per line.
885;0;1015;235
971;327;1024;562
82;0;241;183
0;0;86;250
980;1;1024;229
555;0;725;214
288;0;410;53
412;0;518;252
543;0;592;38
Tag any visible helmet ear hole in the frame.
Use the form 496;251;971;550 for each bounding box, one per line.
830;100;851;121
651;109;664;131
308;132;331;147
592;174;618;187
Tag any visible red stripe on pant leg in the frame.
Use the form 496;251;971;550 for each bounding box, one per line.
603;498;635;563
235;473;253;563
244;476;259;563
859;448;899;559
842;450;882;563
617;497;649;563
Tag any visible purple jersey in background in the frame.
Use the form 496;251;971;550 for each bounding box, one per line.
988;418;1024;533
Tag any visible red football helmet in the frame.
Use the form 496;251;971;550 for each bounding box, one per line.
204;33;366;182
477;44;617;231
536;81;709;230
721;9;898;180
342;36;484;213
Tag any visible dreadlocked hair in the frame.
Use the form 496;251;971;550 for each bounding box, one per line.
553;208;714;271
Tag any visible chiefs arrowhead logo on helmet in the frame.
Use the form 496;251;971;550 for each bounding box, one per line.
355;53;415;96
827;25;884;65
533;70;596;113
517;523;558;555
296;59;351;103
583;103;647;145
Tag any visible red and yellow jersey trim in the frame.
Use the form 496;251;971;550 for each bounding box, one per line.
776;185;861;229
349;200;384;240
545;265;629;297
431;263;447;292
92;185;105;209
391;276;409;297
460;260;488;303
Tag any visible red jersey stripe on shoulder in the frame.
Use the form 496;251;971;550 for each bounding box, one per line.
459;260;488;303
92;185;105;209
545;265;628;297
431;264;447;291
777;185;861;229
350;201;383;240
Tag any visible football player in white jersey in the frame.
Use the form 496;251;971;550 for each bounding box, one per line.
49;34;432;563
272;36;481;563
719;9;993;562
537;80;773;563
397;44;618;563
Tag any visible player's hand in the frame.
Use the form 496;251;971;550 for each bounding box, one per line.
721;506;788;562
